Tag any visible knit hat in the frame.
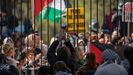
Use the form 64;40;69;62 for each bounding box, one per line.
102;49;119;62
95;50;128;75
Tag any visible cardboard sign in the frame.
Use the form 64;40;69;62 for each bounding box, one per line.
67;7;85;32
122;2;133;22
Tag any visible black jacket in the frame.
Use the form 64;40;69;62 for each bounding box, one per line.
47;40;76;74
0;64;19;75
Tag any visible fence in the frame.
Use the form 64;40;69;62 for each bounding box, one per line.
0;0;133;75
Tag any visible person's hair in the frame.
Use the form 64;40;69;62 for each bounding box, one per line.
57;46;71;62
86;52;97;69
76;70;84;75
90;35;97;41
24;34;35;44
112;7;117;12
99;33;105;39
53;61;70;72
2;43;14;56
38;66;53;75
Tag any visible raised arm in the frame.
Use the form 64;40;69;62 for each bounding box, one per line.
47;40;59;66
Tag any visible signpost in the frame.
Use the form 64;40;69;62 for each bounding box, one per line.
67;7;85;32
122;2;133;36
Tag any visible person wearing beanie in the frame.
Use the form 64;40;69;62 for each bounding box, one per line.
94;49;128;75
76;52;97;75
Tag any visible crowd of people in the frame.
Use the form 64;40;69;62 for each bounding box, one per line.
0;24;133;75
0;3;133;75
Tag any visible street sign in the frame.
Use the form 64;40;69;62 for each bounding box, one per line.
67;7;85;32
122;2;133;22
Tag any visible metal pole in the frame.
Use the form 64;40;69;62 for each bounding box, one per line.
128;22;130;37
31;0;35;29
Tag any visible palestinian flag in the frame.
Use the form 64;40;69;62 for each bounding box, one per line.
89;41;114;64
90;43;102;64
35;0;71;23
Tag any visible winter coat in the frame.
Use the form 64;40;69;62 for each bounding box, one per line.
47;40;76;74
0;64;19;75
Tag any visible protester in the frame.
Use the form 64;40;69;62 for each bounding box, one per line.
94;49;128;75
77;52;97;75
53;61;72;75
47;32;76;74
75;47;85;70
0;8;18;38
38;65;53;75
22;33;47;66
1;2;133;75
124;46;133;75
0;54;20;75
2;43;18;66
